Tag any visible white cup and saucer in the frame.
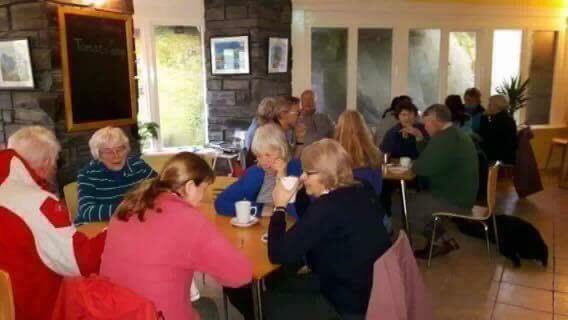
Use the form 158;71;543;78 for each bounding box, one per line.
231;200;259;228
399;157;412;168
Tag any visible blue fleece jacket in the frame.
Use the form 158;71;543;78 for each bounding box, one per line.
215;159;303;218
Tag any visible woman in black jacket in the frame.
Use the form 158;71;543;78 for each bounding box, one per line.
266;139;391;320
479;95;518;164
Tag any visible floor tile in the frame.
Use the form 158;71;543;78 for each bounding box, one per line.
555;292;568;315
502;266;553;290
497;283;553;313
555;274;568;293
555;259;568;275
492;303;552;320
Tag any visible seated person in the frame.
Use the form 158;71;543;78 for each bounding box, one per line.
463;87;485;133
75;127;156;224
380;101;428;159
445;94;469;128
216;123;302;218
399;104;478;257
101;152;252;320
297;89;335;146
335;110;389;229
266;139;391;320
373;95;413;147
245;97;278;151
0;126;106;319
479;95;518;164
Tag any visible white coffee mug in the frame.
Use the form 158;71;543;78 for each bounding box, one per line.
235;200;257;224
280;176;299;203
400;157;412;168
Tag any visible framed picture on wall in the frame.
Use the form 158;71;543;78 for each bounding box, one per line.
0;38;35;90
210;35;250;75
267;37;289;74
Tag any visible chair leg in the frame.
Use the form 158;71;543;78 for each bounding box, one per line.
202;273;206;286
223;291;229;320
545;144;555;170
482;222;491;258
492;215;500;253
427;217;439;268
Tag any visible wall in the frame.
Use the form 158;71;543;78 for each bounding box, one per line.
416;0;568;8
205;0;292;141
0;0;135;187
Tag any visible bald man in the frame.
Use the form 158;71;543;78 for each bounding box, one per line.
298;90;335;146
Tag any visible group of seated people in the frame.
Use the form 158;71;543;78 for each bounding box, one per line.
0;86;518;320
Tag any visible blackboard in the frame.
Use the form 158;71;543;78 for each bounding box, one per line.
59;7;136;132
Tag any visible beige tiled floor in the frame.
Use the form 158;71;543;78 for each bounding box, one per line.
196;171;568;319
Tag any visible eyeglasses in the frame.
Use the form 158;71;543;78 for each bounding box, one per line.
303;171;319;176
100;146;128;157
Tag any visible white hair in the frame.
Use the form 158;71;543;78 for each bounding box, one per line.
88;127;130;160
7;126;61;169
489;95;510;113
251;123;291;161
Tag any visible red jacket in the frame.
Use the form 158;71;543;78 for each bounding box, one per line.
0;150;106;320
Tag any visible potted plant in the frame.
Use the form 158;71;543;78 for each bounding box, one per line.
138;122;160;151
496;76;530;116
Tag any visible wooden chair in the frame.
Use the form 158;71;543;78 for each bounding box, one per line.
203;176;237;203
545;138;568;188
428;162;501;267
0;269;15;320
63;182;79;222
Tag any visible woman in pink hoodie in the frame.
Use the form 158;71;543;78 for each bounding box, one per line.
101;152;253;320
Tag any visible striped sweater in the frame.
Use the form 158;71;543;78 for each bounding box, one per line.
74;156;156;224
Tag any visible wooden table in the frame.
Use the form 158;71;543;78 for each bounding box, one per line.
77;202;290;320
382;166;416;243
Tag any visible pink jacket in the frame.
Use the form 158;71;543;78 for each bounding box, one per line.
100;193;253;320
366;232;432;320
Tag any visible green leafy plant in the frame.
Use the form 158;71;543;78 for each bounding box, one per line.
496;76;530;115
138;122;160;142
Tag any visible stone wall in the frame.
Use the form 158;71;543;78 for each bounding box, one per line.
0;0;135;188
205;0;292;141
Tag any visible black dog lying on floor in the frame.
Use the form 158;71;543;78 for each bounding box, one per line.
455;214;548;267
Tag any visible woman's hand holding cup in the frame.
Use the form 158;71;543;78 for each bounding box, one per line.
272;177;300;208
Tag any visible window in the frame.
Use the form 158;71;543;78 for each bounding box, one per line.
448;31;477;96
491;30;522;95
356;28;393;125
526;31;558;125
311;28;348;121
154;26;205;147
408;29;441;110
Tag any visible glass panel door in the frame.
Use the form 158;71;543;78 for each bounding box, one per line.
408;29;441;110
311;28;348;121
356;28;393;125
447;31;477;96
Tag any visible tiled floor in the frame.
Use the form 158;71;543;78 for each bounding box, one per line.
197;171;568;320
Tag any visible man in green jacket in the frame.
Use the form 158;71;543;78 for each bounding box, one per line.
400;104;478;257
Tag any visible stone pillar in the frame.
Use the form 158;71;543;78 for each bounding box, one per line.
205;0;292;141
0;0;135;188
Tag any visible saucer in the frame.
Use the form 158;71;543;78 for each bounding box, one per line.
388;166;409;174
230;217;259;228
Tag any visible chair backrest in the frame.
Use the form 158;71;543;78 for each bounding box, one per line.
0;269;15;320
203;176;237;203
486;162;500;216
63;182;79;221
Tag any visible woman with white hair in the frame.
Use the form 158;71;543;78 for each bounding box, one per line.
75;126;156;224
215;122;302;218
265;139;391;320
478;95;518;164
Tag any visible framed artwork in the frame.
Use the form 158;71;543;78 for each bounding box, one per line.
210;35;250;75
59;7;136;132
0;38;35;90
267;37;289;74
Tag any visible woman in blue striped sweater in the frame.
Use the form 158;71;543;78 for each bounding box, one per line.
74;127;156;225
